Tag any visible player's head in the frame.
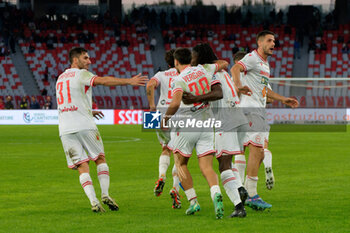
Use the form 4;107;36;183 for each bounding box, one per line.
191;43;218;66
165;49;175;68
69;47;91;70
256;30;275;57
233;51;247;64
174;48;191;72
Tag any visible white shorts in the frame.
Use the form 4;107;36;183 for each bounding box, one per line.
215;124;249;158
60;130;105;169
156;129;170;148
168;129;215;158
243;113;268;148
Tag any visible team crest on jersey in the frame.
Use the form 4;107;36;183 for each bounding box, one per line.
261;76;269;85
160;99;166;105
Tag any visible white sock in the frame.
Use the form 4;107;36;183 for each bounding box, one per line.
210;185;221;201
235;155;246;184
263;149;272;168
221;170;241;206
172;164;180;192
79;173;98;205
184;188;197;205
231;163;243;187
97;163;110;196
245;175;258;197
159;155;170;179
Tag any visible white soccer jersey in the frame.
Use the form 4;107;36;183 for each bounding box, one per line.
56;68;97;136
172;64;220;118
150;68;178;113
211;70;248;130
238;50;270;108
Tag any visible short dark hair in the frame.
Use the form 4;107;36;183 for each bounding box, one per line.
69;47;88;64
256;30;275;44
165;49;175;68
192;43;218;65
233;51;247;62
174;48;191;65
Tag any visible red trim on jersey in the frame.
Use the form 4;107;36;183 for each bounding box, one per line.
216;150;244;158
223;73;236;98
90;76;97;86
173;149;192;157
238;61;247;72
173;88;183;94
254;50;268;63
244;140;263;148
210;80;221;86
150;77;160;87
232;168;239;172
198;150;216;158
85;85;90;93
222;177;236;185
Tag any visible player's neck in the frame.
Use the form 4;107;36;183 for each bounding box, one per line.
256;48;268;61
178;64;190;73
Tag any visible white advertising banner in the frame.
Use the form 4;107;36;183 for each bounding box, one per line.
0;110;114;125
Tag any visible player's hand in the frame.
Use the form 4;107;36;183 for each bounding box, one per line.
92;111;104;120
130;73;148;86
182;92;198;104
282;97;299;108
238;85;252;96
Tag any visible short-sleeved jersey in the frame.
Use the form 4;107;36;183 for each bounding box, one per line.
211;70;248;130
172;64;220;119
56;68;97;136
150;68;178;113
238;50;270;108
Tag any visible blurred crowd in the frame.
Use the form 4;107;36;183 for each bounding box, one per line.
0;95;52;110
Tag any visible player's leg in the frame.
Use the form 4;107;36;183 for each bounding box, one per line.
234;154;246;184
81;130;118;211
154;147;171;197
61;133;104;212
245;144;272;210
174;152;200;214
169;164;181;209
217;155;246;218
263;137;274;190
198;153;224;219
154;130;171;196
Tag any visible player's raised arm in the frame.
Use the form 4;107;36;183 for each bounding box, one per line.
93;73;148;86
230;63;252;96
214;60;229;72
266;88;299;108
146;79;158;111
182;83;223;104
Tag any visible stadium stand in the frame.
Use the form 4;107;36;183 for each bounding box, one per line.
18;22;154;109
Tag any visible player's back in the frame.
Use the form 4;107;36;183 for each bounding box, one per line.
56;68;97;136
171;64;219;122
151;68;178;112
211;70;248;130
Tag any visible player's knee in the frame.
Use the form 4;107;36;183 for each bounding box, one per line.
95;154;106;164
162;147;171;155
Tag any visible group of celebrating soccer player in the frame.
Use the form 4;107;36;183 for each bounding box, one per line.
56;30;298;218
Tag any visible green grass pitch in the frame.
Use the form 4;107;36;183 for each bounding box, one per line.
0;125;349;233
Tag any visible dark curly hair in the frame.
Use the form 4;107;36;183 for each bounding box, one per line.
192;43;218;66
164;49;175;68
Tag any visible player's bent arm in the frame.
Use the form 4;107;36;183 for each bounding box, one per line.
146;79;157;111
93;73;148;86
230;63;244;88
267;88;299;108
182;83;223;104
163;91;182;125
215;60;229;72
